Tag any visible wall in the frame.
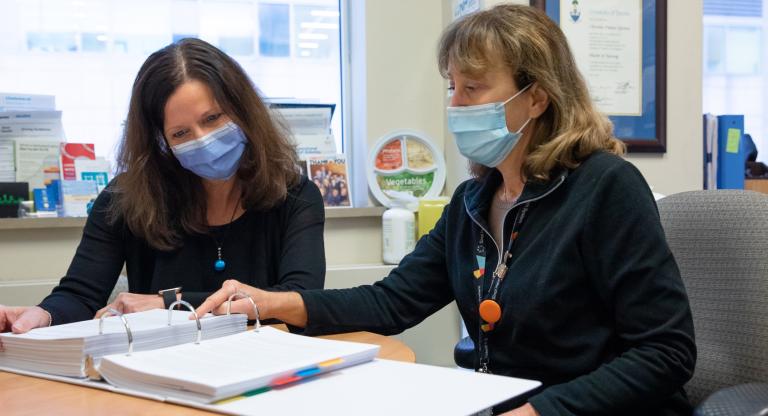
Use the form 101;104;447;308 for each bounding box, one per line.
626;0;703;196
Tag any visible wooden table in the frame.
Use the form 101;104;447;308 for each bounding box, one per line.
746;179;768;194
0;330;415;416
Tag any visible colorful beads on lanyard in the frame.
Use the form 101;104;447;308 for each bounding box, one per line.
479;299;502;332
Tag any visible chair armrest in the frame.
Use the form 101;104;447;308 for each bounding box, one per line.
694;383;768;416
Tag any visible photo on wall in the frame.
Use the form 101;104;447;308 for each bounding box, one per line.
308;154;351;208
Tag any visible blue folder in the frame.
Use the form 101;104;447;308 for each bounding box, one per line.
716;115;745;189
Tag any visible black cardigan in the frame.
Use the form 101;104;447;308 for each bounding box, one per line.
299;152;696;416
39;176;326;325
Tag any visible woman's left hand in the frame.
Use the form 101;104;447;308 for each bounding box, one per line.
94;292;165;318
499;403;540;416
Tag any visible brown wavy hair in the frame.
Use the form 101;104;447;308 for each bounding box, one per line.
438;4;625;180
109;38;300;250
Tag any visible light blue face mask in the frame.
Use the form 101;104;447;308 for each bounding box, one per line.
171;121;247;180
447;83;532;167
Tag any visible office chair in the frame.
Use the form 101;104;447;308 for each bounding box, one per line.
658;190;768;415
454;334;475;369
454;190;768;415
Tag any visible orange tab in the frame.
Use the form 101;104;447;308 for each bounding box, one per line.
318;358;344;368
479;299;501;324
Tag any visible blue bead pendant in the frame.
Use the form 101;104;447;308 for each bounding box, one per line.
215;259;226;271
214;245;225;271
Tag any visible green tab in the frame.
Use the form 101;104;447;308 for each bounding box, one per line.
726;128;741;154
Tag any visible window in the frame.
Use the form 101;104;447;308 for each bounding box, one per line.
703;0;767;161
0;0;343;163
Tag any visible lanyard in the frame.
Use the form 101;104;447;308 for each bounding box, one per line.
475;202;530;373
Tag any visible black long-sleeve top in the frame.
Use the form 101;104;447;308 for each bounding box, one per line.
298;152;696;415
39;176;326;326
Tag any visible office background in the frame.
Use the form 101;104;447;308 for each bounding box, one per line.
0;0;703;366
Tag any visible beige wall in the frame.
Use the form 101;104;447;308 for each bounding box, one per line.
625;0;703;195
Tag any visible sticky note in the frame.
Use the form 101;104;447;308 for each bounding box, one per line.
726;128;741;154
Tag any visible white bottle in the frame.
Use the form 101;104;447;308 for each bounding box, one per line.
382;193;416;265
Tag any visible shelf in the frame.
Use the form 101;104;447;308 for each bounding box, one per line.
0;207;385;231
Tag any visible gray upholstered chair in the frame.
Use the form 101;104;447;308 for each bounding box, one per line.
657;190;768;415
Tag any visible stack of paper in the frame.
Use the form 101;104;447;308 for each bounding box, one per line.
0;310;247;378
271;105;337;156
0;93;62;184
97;326;379;403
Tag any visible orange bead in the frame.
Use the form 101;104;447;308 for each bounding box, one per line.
479;299;502;324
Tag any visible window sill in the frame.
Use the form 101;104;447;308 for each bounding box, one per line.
0;207;386;230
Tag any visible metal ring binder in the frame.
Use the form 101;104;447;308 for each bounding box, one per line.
167;300;202;344
226;290;261;331
98;308;134;355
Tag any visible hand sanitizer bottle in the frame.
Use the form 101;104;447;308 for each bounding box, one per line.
382;191;417;265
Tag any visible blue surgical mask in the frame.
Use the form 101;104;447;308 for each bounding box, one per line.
447;84;532;167
171;121;247;180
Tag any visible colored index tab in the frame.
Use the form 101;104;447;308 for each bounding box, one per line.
726;128;741;154
295;367;321;378
243;386;271;397
318;358;344;367
271;375;302;387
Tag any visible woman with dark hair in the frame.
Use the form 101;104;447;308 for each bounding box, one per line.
0;38;325;331
196;5;694;416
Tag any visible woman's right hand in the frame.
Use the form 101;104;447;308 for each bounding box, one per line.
0;305;51;333
195;279;308;327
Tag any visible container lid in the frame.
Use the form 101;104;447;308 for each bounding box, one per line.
367;130;446;208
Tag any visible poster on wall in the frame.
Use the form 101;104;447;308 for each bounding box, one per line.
531;0;668;153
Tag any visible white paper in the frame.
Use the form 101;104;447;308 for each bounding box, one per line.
210;359;541;416
0;93;55;112
14;138;61;189
98;326;379;403
293;134;337;156
0;139;14;181
273;107;338;155
560;0;643;115
274;107;331;135
0;111;64;140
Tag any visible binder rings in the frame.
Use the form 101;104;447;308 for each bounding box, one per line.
0;304;248;378
0;294;542;415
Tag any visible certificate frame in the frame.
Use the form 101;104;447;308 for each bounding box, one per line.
530;0;667;153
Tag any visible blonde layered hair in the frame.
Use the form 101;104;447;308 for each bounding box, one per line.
438;4;625;180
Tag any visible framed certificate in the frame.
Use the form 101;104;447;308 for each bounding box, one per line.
531;0;667;153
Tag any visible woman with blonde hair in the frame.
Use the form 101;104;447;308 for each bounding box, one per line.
0;38;325;332
197;5;695;415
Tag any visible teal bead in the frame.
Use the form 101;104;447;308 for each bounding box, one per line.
214;259;226;271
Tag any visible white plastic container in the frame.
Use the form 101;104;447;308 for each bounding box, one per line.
382;194;416;265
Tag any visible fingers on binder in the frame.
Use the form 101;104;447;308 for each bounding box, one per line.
226;290;260;330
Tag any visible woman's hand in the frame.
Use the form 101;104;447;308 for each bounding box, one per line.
499;404;540;416
195;279;270;319
195;279;308;327
0;305;51;333
94;293;165;319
